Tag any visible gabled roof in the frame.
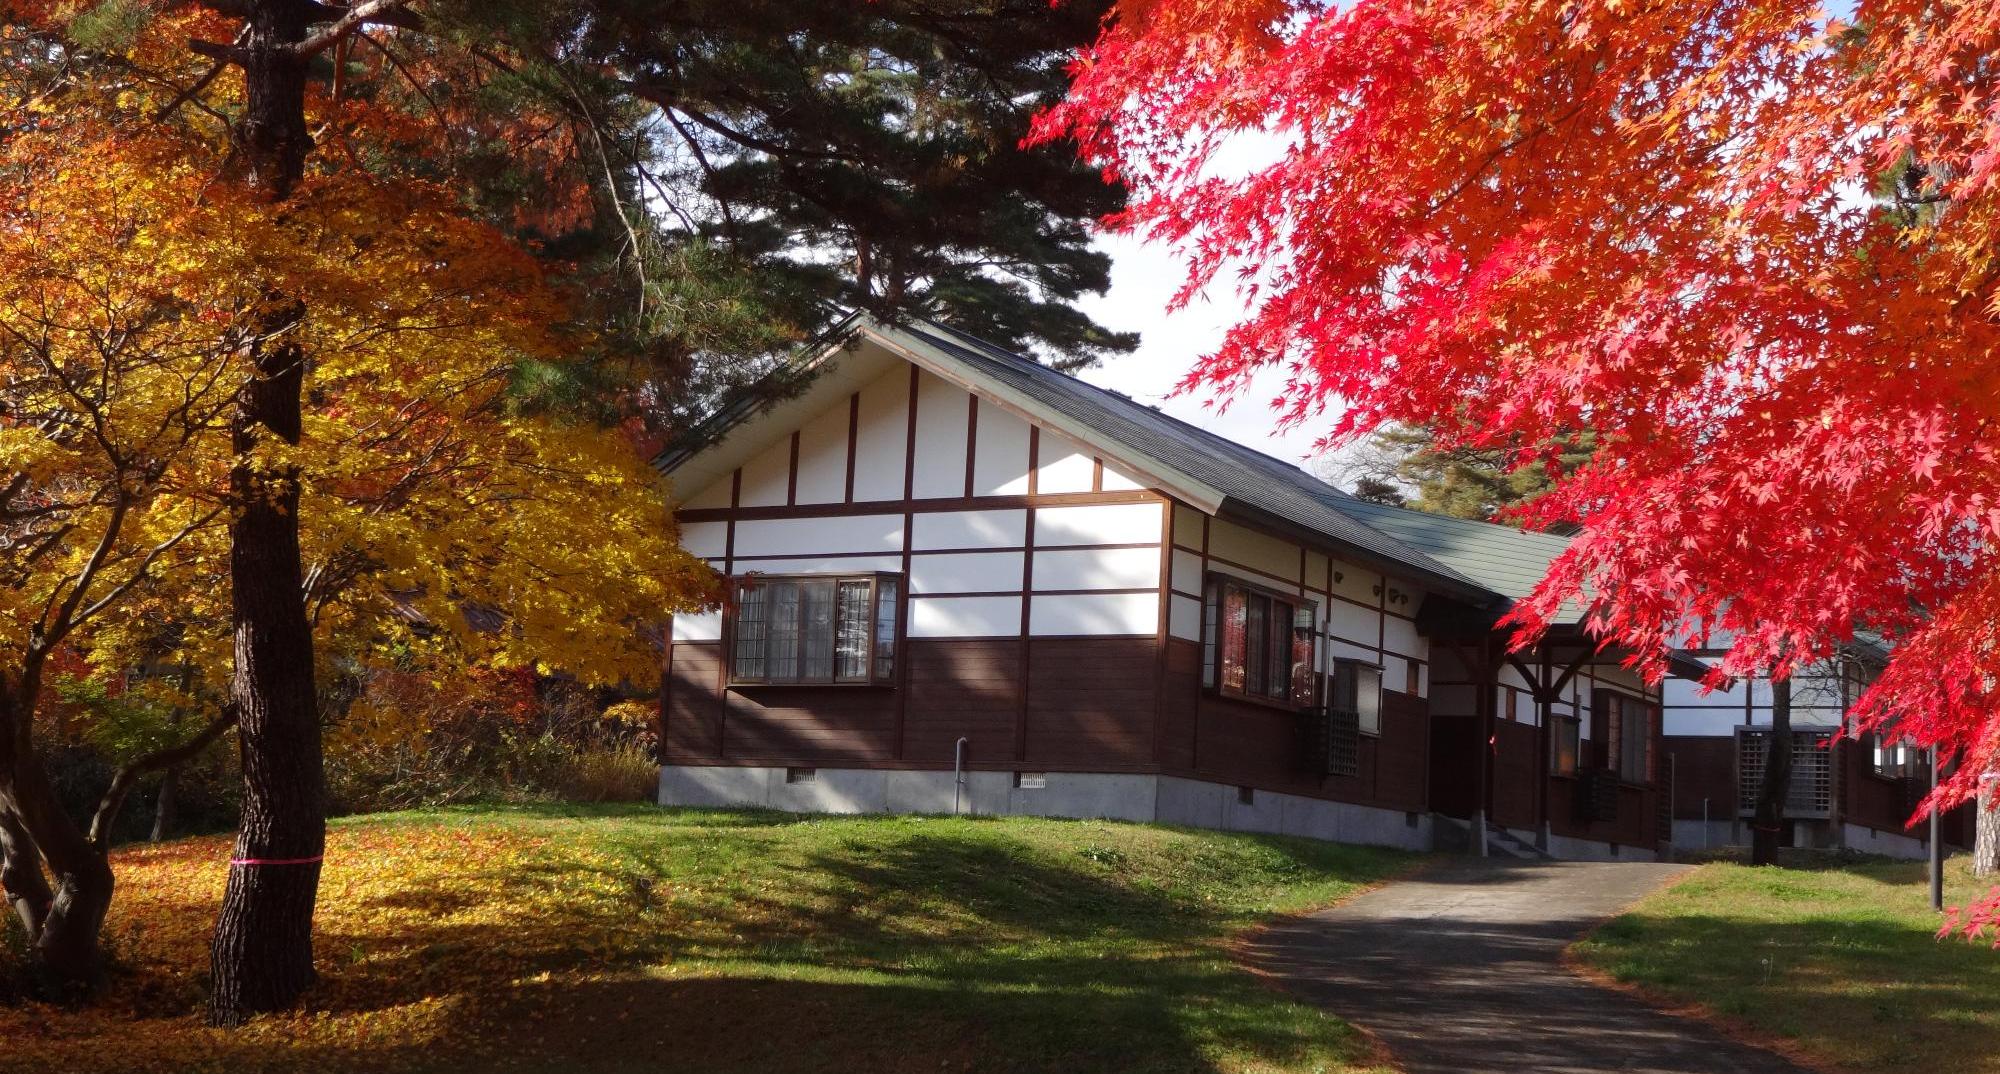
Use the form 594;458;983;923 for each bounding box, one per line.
895;320;1496;602
657;315;1592;618
656;314;1724;677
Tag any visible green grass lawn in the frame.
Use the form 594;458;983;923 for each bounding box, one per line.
1571;854;2000;1074
5;805;1410;1074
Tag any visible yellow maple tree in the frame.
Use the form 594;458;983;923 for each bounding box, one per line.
0;70;715;987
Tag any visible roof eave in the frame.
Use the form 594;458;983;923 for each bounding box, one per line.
1219;499;1499;608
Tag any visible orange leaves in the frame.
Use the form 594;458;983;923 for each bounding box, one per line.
0;822;578;1073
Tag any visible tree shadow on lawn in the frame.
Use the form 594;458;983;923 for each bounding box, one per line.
286;825;1374;1074
1583;910;2000;1073
269;969;1348;1074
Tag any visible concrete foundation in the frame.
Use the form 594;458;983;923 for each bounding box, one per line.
1670;818;1739;852
659;765;1435;853
1840;822;1928;860
1662;816;1931;860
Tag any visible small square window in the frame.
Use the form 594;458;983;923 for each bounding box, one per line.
1014;772;1047;789
1237;786;1255;805
785;767;817;785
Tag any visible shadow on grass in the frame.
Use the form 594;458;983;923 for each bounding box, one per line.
1583;910;2000;1072
282;816;1386;1074
233;969;1352;1074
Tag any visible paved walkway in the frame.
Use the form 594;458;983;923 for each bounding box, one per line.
1240;859;1813;1074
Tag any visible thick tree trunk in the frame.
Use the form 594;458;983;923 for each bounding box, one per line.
13;755;114;993
1751;675;1793;867
208;303;324;1025
1977;769;1999;878
0;682;114;991
208;2;324;1027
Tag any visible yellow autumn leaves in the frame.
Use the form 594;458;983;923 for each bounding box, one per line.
0;99;717;697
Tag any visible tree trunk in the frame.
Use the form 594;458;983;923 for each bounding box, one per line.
150;766;177;843
0;803;52;941
1751;674;1793;867
208;2;324;1027
0;682;115;992
1977;769;1999;879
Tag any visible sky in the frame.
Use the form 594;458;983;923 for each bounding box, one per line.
1067;123;1346;475
1075;232;1345;472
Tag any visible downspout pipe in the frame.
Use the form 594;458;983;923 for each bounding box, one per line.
954;737;969;816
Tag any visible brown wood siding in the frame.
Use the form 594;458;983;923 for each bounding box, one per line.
903;639;1022;764
723;687;898;762
1490;720;1540;830
664;642;724;760
1158;638;1202;770
1373;690;1431;812
1843;740;1921;834
1025;637;1156;766
1183;686;1429;812
1549;779;1662;849
1664;735;1737;820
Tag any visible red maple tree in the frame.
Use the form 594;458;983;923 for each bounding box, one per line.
1036;0;2000;918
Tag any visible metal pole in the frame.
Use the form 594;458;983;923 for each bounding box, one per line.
953;736;968;816
1931;745;1945;913
1702;798;1710;851
1669;754;1677;851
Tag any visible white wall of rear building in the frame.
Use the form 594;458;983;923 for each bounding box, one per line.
1663;654;1860;737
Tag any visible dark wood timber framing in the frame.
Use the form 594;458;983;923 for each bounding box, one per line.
660;359;1668;852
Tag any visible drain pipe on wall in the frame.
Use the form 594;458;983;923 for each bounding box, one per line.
954;737;969;816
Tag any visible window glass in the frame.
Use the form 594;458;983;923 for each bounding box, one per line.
1289;613;1316;707
1614;696;1652;782
1220;585;1248;693
873;578;899;681
733;583;768;681
1355;663;1382;735
1244;593;1269;698
1332;659;1383;734
1552;715;1581;775
767;580;802;680
1208;577;1318;706
729;574;901;684
836;580;872;680
1201;580;1220;689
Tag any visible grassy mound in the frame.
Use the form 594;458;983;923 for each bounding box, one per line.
3;805;1411;1074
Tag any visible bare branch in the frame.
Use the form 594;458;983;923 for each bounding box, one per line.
88;704;238;850
294;0;419;59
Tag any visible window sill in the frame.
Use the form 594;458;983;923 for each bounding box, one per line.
1204;688;1312;714
727;680;897;690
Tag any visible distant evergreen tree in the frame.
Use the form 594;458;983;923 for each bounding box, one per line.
1336;425;1596;527
373;1;1138;442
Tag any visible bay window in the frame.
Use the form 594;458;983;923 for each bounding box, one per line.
1203;576;1317;707
729;573;901;685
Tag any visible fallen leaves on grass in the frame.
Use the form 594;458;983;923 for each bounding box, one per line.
0;821;660;1074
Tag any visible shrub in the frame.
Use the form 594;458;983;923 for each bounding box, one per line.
551;742;658;803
